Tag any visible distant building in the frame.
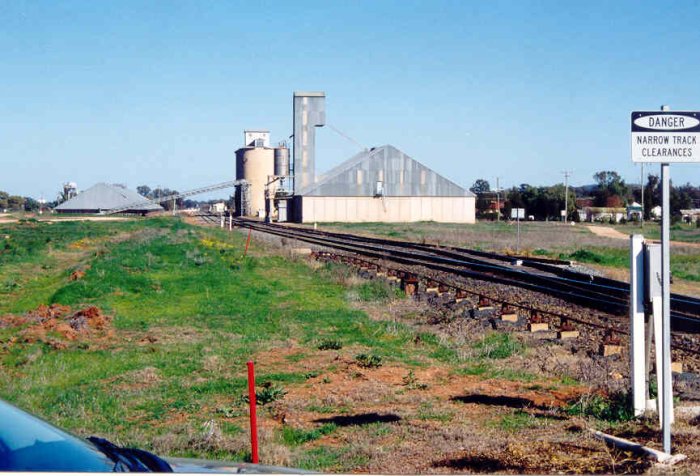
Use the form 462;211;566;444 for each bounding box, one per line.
243;130;270;148
293;145;476;223
627;202;643;221
210;202;226;214
54;183;163;215
681;209;700;224
581;207;626;223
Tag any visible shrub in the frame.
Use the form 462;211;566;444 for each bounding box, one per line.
243;382;287;405
317;339;342;351
402;370;428;390
566;391;633;422
355;353;382;368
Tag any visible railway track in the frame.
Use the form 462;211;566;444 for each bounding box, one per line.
219;217;700;335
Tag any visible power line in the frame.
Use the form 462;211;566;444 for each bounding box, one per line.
326;123;368;152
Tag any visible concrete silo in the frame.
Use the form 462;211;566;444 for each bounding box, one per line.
235;140;274;218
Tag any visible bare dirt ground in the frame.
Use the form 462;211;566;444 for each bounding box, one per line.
239;228;700;473
587;225;700;249
0;213;131;223
586;225;631;240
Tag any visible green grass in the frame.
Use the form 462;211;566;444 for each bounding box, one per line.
295;445;369;472
0;217;463;468
353;280;397;301
490;410;538;431
281;423;337;446
455;362;538;383
614;222;700;243
417;401;454;422
556;247;700;282
474;332;524;359
314;221;700;285
565;391;634;423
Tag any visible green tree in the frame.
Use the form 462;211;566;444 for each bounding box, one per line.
469;179;491;194
7;196;25;211
470;179;492;218
0;191;8;210
671;186;693;218
23;197;40;212
643;174;661;220
136;185;152;198
593;171;629;207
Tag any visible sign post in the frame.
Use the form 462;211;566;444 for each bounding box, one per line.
511;208;525;253
631;108;700;454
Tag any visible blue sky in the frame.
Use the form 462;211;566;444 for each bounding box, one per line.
2;0;700;200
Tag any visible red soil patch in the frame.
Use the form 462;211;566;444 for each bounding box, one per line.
69;269;86;281
251;346;586;435
0;304;113;348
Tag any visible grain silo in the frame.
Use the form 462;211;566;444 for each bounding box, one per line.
235;131;274;217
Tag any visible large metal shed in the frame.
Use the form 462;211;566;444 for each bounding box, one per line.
293;145;475;223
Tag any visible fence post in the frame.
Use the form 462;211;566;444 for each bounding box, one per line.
247;361;259;464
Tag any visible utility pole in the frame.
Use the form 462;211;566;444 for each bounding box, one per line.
495;177;501;222
640;163;645;228
561;171;572;223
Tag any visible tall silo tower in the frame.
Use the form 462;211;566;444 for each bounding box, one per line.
292;91;325;193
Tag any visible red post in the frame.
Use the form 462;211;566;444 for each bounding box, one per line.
244;228;252;257
247;361;259;464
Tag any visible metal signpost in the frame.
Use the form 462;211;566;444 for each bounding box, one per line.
511;208;525;253
631;108;700;454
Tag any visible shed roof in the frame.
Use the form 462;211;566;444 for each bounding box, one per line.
55;183;163;212
300;145;474;198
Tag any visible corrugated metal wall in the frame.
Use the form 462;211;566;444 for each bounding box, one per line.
302;145;472;197
298;196;476;223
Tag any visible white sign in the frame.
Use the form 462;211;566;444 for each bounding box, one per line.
511;208;525;219
631;111;700;163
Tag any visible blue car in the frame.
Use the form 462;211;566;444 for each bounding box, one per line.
0;399;305;473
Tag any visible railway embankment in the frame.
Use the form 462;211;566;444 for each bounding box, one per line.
1;216;699;473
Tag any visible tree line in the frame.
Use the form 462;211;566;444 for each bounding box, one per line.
0;192;40;212
0;184;228;213
470;170;700;221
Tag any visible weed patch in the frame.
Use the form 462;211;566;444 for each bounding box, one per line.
281;423;337;446
491;410;537;431
355;353;382;368
565;391;633;422
317;339;342;351
474;332;524;359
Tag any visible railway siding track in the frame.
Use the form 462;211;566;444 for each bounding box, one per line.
230;218;700;334
192;214;700;362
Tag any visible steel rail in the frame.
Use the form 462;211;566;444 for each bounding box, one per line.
232;218;700;332
237;221;633;313
238;220;632;305
243;219;700;322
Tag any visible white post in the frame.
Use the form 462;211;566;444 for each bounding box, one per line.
661;161;673;453
630;234;646;416
652;296;664;425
